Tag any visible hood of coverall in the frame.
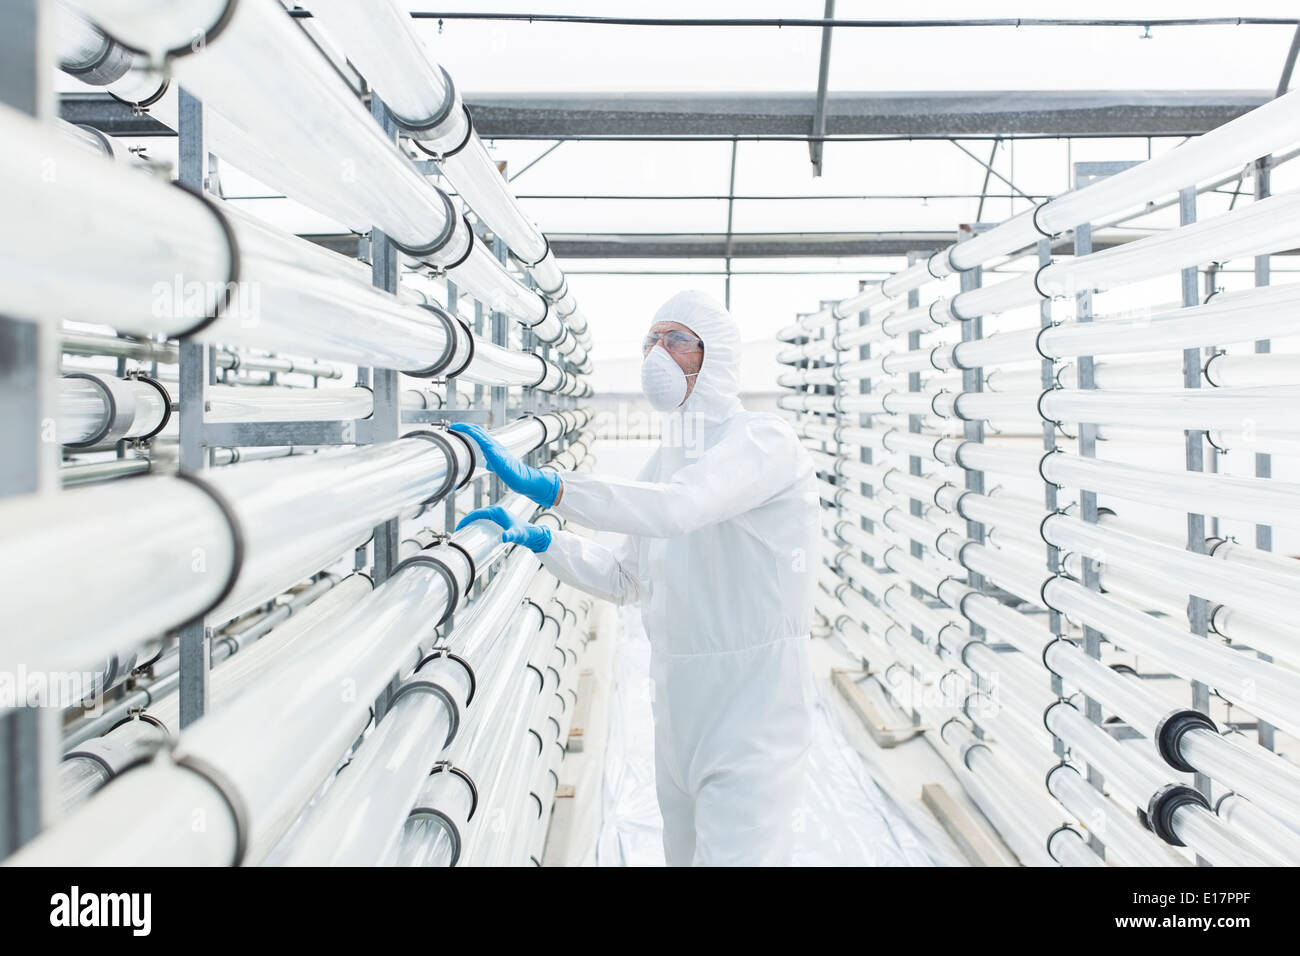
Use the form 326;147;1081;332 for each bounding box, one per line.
650;290;744;426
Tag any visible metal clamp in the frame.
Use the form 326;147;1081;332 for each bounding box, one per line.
1031;200;1059;239
172;183;242;340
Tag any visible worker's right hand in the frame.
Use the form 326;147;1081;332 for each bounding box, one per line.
456;505;552;554
449;422;562;508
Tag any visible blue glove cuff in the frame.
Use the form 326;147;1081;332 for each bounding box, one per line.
529;525;553;554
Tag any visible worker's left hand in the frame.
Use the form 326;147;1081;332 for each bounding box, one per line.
450;422;562;507
456;505;553;554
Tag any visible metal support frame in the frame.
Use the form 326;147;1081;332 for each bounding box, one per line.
724;139;739;308
176;88;212;729
1252;158;1276;753
857;282;874;571
952;141;1031;201
903;253;924;728
0;0;54;861
490;237;510;505
1174;188;1213;857
809;0;836;176
974;139;1001;221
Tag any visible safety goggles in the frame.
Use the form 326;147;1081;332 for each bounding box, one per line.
642;329;704;355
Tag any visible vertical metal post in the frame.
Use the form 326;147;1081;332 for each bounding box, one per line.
903;254;923;727
369;94;402;588
0;4;55;854
857;282;874;565
1178;188;1213;822
176;87;210;729
904;253;924;607
490;237;509;503
1070;217;1105;855
1252;158;1276;753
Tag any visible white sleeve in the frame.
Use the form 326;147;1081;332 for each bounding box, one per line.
553;416;807;538
539;529;641;606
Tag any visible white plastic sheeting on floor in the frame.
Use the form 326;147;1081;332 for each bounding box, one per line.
595;606;961;866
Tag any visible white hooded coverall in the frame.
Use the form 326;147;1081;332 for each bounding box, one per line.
540;291;821;866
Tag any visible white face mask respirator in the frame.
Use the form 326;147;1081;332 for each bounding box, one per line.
641;346;699;411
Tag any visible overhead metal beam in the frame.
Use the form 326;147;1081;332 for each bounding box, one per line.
60;89;1270;140
809;0;835;176
303;230;1162;260
459;90;1269;139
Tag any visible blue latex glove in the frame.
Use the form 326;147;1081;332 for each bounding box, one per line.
449;422;562;508
456;505;552;554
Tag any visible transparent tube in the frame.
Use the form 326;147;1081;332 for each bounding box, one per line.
1042;642;1165;737
210;215;463;373
308;0;459;132
1043;516;1300;624
449;240;548;327
144;575;372;735
57;758;112;817
1041;192;1300;297
397;767;475;867
1204;352;1300;389
442;135;548;264
75;0;453;251
1215;793;1300;866
281;686;454;866
57;119;114;158
1210;605;1300;668
0;478;235;674
6;761;239;866
950;273;1038;320
1044;578;1300;736
0;103;230;334
944;723;1072;867
1168;804;1278;867
1047;766;1186;867
205;386;374;423
459;336;549;389
1053;359;1186;391
1041;386;1300;434
1179;730;1300;831
309;0;574;325
58;377;109;445
1044;452;1300;529
205;435;472;621
172;534;479;866
949;328;1037;370
1042;283;1300;358
1045;703;1170;812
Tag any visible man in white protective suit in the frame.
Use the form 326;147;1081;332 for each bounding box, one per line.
452;290;820;866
